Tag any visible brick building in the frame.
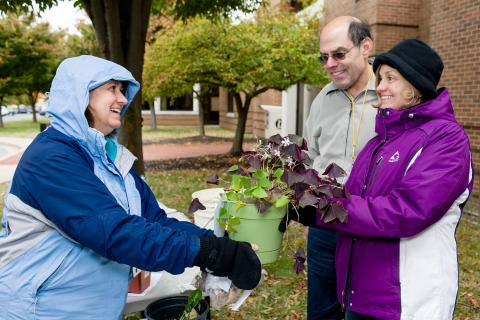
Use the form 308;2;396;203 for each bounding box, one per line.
146;0;479;196
323;0;479;195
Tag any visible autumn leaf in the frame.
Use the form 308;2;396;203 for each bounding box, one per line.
293;247;306;274
206;174;219;185
188;198;206;214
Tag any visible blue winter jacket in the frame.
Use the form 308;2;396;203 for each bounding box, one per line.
0;55;211;319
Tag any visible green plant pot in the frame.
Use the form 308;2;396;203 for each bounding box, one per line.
225;202;286;265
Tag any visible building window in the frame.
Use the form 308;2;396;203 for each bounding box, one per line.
163;93;193;111
227;91;235;113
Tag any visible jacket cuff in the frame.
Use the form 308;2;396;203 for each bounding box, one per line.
193;236;213;267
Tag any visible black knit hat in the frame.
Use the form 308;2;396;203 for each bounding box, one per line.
373;39;443;99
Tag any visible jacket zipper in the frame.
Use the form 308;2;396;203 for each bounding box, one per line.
107;157;131;214
365;156;383;193
360;110;388;197
344;110;387;309
344;94;354;157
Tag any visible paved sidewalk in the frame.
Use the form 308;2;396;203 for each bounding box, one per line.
143;141;255;162
0;137;32;183
0;138;255;183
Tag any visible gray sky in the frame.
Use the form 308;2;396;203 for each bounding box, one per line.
38;0;89;34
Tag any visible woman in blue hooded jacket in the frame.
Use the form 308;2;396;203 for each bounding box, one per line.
286;39;473;319
0;55;261;319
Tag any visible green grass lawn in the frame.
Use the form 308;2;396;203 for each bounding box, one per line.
143;125;241;142
0;121;255;142
0;119;49;138
1;168;479;319
0;120;478;319
146;168;480;320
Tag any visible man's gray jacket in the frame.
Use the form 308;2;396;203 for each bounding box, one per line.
304;75;378;176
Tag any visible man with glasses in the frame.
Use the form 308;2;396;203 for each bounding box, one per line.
303;16;377;319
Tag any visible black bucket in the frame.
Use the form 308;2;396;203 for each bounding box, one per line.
145;296;209;320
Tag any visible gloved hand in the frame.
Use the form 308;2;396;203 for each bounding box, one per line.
193;235;261;290
278;204;317;232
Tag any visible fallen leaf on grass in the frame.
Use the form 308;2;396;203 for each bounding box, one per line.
466;293;478;307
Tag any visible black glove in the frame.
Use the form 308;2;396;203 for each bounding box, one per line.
193;235;261;290
278;204;317;232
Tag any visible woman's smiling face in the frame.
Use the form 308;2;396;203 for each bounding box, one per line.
87;81;127;135
376;65;419;110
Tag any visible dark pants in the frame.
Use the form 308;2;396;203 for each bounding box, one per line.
307;227;343;320
345;310;379;320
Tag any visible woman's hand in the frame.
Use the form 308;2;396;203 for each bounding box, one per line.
194;236;262;290
278;204;317;232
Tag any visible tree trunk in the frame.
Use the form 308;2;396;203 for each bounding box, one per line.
0;96;4;128
198;101;205;138
196;91;205;138
83;0;152;175
147;100;156;129
230;93;251;155
29;92;38;123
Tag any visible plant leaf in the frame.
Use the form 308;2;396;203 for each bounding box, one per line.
206;174;219;185
302;153;313;166
218;207;228;218
268;134;283;146
283;170;305;187
331;201;348;223
293;247;306;275
254;169;271;188
217;219;227;228
317;197;329;210
344;186;351;199
184;289;202;316
255;199;272;213
291;182;310;202
314;184;333;197
229;216;241;225
273;168;283;178
287;134;305;147
188;198;206;214
251;186;268;198
226;224;237;233
253;169;268;179
303;168;321;185
322;163;346;179
258;177;272;189
275;195;289;208
235;201;246;210
243;153;262;170
322;201;348;223
331;185;346;198
226;191;241;201
283;144;305;163
227;165;239;172
298;192;317;207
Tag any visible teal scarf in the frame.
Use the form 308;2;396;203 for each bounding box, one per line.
104;136;117;162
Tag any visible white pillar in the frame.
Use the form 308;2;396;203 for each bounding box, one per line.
303;84;319;123
193;83;200;113
154;97;161;113
281;84;298;136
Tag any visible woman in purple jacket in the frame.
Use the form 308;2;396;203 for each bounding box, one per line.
289;39;473;319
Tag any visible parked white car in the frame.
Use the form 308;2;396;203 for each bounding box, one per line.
1;105;11;116
35;102;48;115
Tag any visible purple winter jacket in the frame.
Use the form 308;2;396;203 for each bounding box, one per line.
315;89;473;319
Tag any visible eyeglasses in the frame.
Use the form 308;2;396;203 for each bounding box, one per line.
318;45;355;65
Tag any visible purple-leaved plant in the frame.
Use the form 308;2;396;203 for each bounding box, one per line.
189;134;350;271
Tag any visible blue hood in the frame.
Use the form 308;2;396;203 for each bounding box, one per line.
47;55;140;142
